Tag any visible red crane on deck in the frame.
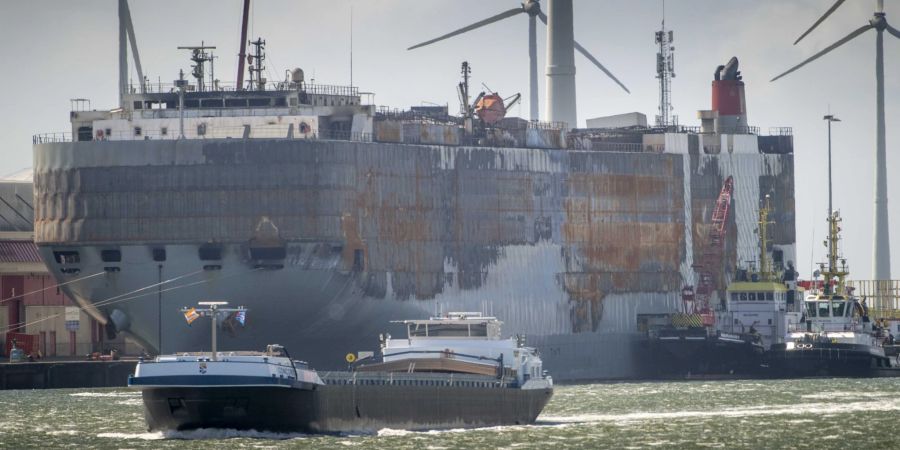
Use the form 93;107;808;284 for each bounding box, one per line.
682;176;734;326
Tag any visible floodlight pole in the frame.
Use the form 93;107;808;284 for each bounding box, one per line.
182;301;246;361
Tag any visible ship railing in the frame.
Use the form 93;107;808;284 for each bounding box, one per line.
34;128;373;143
129;80;360;97
32;132;73;144
848;279;900;319
768;127;793;136
568;140;644;152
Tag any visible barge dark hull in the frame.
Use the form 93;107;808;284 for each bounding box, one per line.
141;377;552;433
766;343;900;378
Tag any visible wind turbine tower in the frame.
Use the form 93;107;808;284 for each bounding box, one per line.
771;0;899;281
545;0;577;128
655;8;676;128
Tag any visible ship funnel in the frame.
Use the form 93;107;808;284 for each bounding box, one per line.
704;57;748;133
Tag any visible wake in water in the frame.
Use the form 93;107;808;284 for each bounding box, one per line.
539;397;900;426
98;428;311;441
69;391;140;398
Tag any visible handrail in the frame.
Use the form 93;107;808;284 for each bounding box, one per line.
34;128;373;144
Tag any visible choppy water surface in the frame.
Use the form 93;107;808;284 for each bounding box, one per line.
1;378;899;449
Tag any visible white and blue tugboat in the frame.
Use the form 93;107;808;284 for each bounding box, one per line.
130;306;552;433
766;212;900;378
129;302;325;431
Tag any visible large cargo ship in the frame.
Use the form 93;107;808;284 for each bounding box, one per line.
31;6;796;381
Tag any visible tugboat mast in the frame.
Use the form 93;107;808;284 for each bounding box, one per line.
758;194;775;282
820;114;848;296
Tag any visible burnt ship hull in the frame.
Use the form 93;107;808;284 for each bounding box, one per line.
33;137;796;380
142;374;552;433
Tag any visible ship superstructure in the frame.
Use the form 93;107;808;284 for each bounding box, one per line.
31;6;797;381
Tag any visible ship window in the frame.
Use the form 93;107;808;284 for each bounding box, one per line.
832;301;846;317
53;250;80;264
134;126;142;136
768;319;773;325
248;98;270;107
133;101;142;110
731;293;738;301
198;245;222;261
740;293;747;301
806;302;817;317
201;99;224;108
274;97;287;107
77;126;93;142
105;128;112;137
818;302;831;318
197;123;207;136
225;98;247;107
185;100;200;108
152;248;166;262
100;249;121;262
765;292;774;301
160;127;168;136
748;293;756;301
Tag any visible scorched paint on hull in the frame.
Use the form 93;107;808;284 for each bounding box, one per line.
33;138;795;380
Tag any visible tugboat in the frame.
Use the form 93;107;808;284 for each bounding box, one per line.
645;194;798;377
715;195;803;356
130;306;553;433
766;211;900;377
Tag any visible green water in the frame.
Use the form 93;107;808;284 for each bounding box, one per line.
1;378;898;449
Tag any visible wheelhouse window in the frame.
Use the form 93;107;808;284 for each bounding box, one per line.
806;302;817;317
818;301;831;318
407;322;489;337
831;301;847;317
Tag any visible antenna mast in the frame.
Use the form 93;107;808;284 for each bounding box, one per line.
248;38;267;90
177;42;217;92
655;1;676;128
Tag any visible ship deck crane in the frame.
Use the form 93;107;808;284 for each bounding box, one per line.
683;176;734;326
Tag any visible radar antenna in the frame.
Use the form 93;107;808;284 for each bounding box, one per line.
177;42;217;92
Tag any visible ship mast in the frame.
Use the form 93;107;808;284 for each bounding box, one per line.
758;195;775;282
819;114;849;295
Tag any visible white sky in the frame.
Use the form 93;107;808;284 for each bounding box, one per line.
1;0;899;280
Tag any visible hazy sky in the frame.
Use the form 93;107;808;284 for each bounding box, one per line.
1;0;899;280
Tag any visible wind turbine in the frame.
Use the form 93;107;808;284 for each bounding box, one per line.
407;0;629;123
771;0;900;281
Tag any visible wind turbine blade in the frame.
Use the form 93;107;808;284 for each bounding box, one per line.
793;0;847;45
887;23;900;40
537;11;630;94
771;24;873;82
573;41;630;94
407;8;523;50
